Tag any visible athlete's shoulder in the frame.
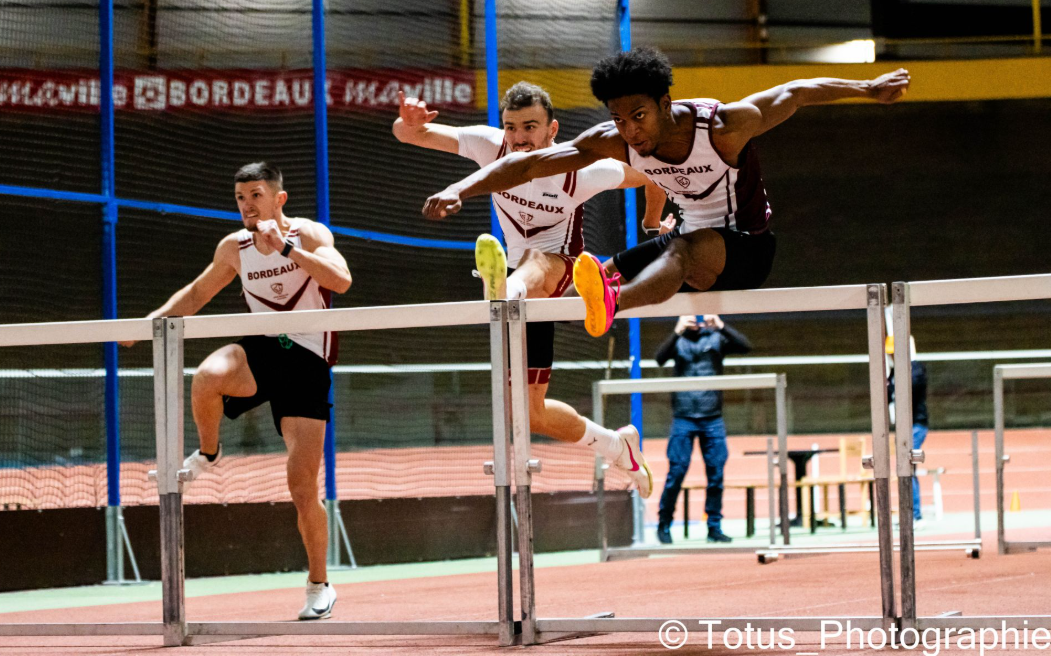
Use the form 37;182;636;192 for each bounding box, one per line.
675;97;722;109
216;231;245;265
291;218;336;248
712;101;761;134
459;124;503;143
580;120;621;140
572;121;626;158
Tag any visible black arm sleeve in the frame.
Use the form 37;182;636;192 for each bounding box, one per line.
719;324;753;355
654;332;679;366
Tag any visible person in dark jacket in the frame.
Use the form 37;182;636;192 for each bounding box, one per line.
887;335;929;525
654;314;751;544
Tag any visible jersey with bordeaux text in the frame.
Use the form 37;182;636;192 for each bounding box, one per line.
626;99;771;235
236;217;336;364
457;125;626;267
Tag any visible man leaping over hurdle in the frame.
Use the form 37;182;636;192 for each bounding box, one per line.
424;47;910;337
395;81;672;498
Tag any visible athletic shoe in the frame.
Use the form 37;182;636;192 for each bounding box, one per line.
657;524;672;544
182;445;222;482
475;234;507;301
572;252;620;337
298;581;337;620
707;529;733;544
612;424;653;499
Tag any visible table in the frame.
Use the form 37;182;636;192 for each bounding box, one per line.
745;447;839;528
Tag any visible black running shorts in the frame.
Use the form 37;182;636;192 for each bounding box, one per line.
222;335;332;435
612;227;776;292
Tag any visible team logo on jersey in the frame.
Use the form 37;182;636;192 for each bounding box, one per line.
542;192;559;199
675;175;691;189
519;212;534;225
271;282;284;295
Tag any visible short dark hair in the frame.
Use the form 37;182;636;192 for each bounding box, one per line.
590;47;673;105
499;81;554;122
234;162;283;191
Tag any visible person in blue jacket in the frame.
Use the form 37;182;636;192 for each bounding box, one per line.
654;314;751;544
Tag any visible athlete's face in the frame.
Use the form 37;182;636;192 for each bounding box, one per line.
607;94;672;158
234;181;287;230
502;103;558;152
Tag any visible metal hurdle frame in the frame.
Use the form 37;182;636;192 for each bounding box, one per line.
893;274;1051;630
994;362;1051;555
593;374;789;561
507;284;903;643
0;300;519;646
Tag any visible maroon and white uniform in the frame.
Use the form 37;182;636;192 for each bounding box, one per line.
627;99;772;234
236;218;336;364
457;125;626;268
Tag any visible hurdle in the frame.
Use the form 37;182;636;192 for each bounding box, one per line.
593;373;790;561
507;284;903;642
0;299;519;647
756;426;983;561
994;362;1051;555
891;273;1051;629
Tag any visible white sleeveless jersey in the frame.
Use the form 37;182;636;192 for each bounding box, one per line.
457;126;626;267
626;99;772;235
236;218;336;364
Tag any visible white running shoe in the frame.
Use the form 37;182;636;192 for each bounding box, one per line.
612;425;653;499
182;445;222;482
298;580;337;620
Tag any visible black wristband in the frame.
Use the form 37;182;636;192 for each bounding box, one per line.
281;240;294;257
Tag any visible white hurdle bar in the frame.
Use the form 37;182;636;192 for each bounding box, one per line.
591;374;789;561
507;283;902;644
994;363;1051;555
893;273;1051;629
0;298;518;646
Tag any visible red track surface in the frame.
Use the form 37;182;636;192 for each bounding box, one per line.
1;543;1049;654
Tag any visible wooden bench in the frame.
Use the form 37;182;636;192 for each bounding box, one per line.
682;476;876;538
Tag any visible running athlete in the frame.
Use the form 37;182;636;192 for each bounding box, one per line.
394;82;672;498
423;48;911;337
120;162;351;620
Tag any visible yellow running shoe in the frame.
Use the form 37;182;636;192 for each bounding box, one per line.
474;234;507;300
572;252;621;337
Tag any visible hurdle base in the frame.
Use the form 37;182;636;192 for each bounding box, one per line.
1003;540;1051;554
605;545;765;561
757;538;982;561
529;612;614;645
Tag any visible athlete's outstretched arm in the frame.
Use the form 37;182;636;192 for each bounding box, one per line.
422;124;625;219
729;68;911;141
391;91;460;154
118;236;239;346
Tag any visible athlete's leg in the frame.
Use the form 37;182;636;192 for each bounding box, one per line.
528;381;586;442
281;416;329;584
512;249;574;299
191;344;257;454
617;229;726;311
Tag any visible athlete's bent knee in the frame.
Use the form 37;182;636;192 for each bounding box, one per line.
191;367;224;395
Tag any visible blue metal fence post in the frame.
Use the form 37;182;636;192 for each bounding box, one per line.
617;0;644;442
313;0;355;569
483;0;504;242
310;0;338;507
99;0;124;583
